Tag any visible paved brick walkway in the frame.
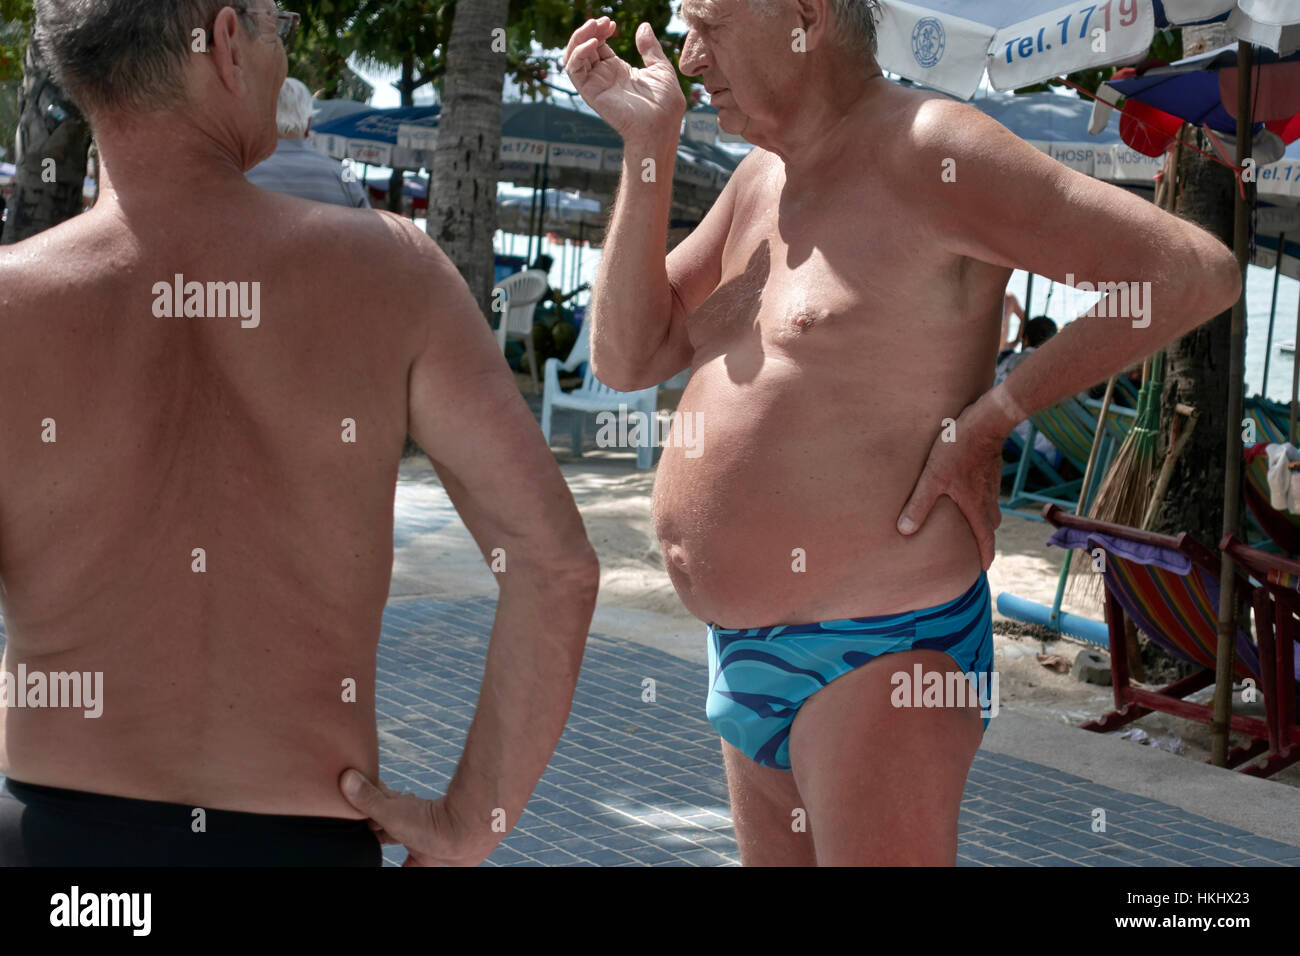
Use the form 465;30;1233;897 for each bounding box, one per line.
375;594;1300;867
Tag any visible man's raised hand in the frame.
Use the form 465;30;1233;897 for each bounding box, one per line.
563;18;686;142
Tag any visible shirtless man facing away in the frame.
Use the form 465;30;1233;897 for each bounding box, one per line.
563;1;1240;866
0;0;598;866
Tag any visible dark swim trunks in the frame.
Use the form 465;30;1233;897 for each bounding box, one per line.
706;573;996;770
0;777;381;866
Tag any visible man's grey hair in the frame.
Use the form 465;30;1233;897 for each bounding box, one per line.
276;77;313;137
33;0;257;116
750;0;881;57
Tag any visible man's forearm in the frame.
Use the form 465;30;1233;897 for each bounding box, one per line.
589;135;680;384
971;266;1240;439
441;561;597;836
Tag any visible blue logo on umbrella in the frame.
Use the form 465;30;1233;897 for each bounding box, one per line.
912;17;945;68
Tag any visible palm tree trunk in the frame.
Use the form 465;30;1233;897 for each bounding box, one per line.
1;34;91;245
427;0;508;315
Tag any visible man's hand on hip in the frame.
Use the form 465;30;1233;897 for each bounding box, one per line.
340;769;501;867
896;398;1012;571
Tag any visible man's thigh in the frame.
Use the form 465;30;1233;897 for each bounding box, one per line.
788;649;983;866
721;740;817;867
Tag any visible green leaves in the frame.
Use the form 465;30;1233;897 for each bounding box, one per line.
284;0;684;104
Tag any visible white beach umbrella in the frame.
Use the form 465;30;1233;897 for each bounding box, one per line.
875;0;1300;100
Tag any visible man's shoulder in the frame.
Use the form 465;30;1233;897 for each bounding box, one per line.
273;195;440;270
0;215;89;292
869;86;996;157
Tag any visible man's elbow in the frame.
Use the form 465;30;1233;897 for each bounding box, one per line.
1184;238;1242;330
1206;245;1243;318
590;352;655;393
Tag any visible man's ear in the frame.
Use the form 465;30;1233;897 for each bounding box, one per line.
208;8;246;96
791;0;831;52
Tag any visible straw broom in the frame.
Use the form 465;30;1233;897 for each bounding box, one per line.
1072;352;1164;575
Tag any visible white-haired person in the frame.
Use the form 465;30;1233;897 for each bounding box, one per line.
563;1;1241;866
247;76;369;207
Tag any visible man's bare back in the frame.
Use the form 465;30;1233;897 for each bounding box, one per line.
655;86;1010;628
0;0;598;868
0;191;423;817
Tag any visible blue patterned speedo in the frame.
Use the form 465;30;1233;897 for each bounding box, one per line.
705;573;995;770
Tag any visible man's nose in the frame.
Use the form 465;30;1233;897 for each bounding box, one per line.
679;31;709;77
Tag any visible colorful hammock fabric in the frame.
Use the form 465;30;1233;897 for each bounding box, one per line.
1048;526;1260;681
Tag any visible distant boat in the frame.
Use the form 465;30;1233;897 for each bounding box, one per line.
1280;341;1296;354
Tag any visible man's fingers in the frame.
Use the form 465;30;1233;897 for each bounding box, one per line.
340;769;421;840
563;17;605;67
960;490;997;569
897;472;938;536
340;769;387;815
634;21;670;68
564;37;600;75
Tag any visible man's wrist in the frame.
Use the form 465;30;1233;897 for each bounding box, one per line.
622;131;680;166
974;384;1029;440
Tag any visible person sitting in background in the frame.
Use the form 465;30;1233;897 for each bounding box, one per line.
995;315;1056;381
997;317;1061;467
528;254;590;311
246;77;369;208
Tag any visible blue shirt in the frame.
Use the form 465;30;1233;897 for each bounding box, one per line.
246;138;370;208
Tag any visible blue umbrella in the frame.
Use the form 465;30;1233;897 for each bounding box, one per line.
1104;44;1300;138
312;105;442;168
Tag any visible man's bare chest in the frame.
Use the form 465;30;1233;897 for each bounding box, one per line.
683;192;954;357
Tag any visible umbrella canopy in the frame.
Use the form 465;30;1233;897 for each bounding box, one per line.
496;188;604;242
1257;231;1300;281
1259;136;1300;204
310;98;371;128
875;0;1299;100
311;99;739;225
311;105;442;169
971;90;1167;187
1104;45;1300;158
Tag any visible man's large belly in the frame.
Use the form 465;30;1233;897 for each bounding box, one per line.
653;355;984;628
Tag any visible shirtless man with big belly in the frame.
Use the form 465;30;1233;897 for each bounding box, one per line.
0;0;598;867
564;0;1240;865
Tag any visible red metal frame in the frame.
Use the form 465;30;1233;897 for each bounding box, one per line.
1221;535;1300;774
1042;504;1298;777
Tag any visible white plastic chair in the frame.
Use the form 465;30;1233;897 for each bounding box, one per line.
493;270;549;393
541;322;660;470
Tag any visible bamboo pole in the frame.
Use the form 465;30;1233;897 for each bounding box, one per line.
1211;42;1254;768
1291;292;1300;444
1262;232;1285;398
